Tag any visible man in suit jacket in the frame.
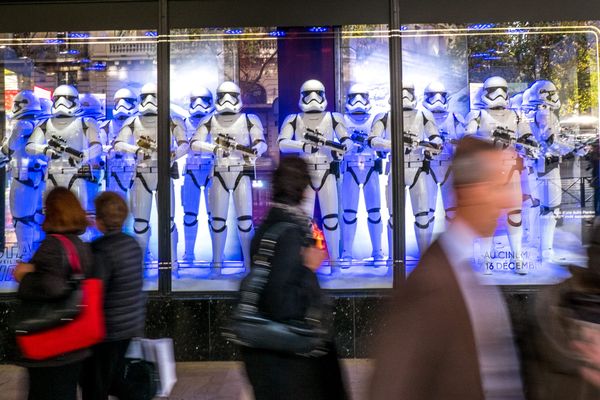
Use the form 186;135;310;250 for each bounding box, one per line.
370;136;525;400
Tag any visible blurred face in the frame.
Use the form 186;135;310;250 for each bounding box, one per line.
456;149;520;237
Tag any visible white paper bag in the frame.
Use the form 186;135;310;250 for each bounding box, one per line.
126;337;177;397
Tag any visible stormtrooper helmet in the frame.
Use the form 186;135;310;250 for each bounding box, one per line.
215;81;242;114
521;87;534;114
79;93;104;120
139;83;158;115
509;93;523;111
481;76;509;109
189;86;215;117
402;81;417;110
423;81;448;113
299;79;327;113
345;83;371;114
529;80;561;110
11;90;41;119
52;85;81;117
471;87;485;110
113;87;138;119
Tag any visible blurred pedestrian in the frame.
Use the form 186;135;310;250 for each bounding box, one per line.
14;187;93;400
527;222;600;399
240;155;348;400
370;136;524;400
80;191;145;400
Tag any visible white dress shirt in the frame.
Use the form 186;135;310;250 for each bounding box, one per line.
440;219;525;400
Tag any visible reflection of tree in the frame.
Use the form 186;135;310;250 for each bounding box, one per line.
235;27;277;105
467;21;598;115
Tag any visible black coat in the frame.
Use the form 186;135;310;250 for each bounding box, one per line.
241;206;347;400
17;234;93;367
91;231;145;342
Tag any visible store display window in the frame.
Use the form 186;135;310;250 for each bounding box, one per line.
168;25;393;291
400;22;600;285
0;30;158;292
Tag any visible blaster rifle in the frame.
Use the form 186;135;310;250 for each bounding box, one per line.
215;133;257;158
418;140;442;159
47;135;84;166
515;134;541;159
304;128;346;155
491;127;515;149
402;131;419;151
136;135;157;160
350;129;368;153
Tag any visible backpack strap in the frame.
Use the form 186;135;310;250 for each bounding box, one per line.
51;234;82;275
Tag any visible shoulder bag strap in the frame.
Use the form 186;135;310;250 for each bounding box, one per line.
238;222;297;310
51;234;82;275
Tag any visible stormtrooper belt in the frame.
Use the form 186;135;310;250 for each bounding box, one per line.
48;166;80;175
214;164;244;173
136;166;158;174
428;159;452;167
109;165;136;173
185;162;213;171
346;160;375;168
307;163;331;171
404;160;426;168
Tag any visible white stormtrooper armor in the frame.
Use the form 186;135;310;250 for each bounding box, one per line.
529;80;570;261
26;85;102;212
341;84;383;261
423;81;465;226
190;81;266;269
369;82;439;258
103;88;138;198
1;90;46;261
278;79;350;262
182;86;215;261
465;76;530;274
79;93;106;215
114;83;189;263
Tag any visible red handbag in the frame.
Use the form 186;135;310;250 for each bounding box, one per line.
16;234;105;360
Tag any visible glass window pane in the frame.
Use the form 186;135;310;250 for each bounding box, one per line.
400;22;600;285
0;30;158;293
170;25;392;291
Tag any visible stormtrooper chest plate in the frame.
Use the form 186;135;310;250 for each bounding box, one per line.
45;117;88;150
296;112;336;164
186;116;213;166
210;114;251;166
343;113;375;163
403;110;427;162
478;109;518;139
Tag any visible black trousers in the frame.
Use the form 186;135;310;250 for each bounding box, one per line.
27;362;82;400
80;339;131;400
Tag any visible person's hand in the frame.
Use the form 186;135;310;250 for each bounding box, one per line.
572;326;600;388
13;263;35;282
302;246;327;272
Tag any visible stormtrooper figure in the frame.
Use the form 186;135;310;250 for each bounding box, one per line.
278;79;349;263
26;85;102;210
529;79;572;261
369;82;439;259
422;81;465;226
114;83;189;262
1;91;46;261
102;88;138;198
340;83;384;261
79;93;106;214
182;87;215;261
191;81;266;269
465;76;530;274
515;86;542;246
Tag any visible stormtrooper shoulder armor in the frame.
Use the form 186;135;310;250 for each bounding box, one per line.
331;112;344;125
281;113;298;129
246;113;264;130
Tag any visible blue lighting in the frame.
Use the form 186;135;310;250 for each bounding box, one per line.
68;32;90;39
45;39;65;44
308;26;328;33
400;25;408;31
468;23;496;30
67;49;80;55
224;28;244;35
269;30;286;37
145;31;158;37
80;58;90;63
483;56;502;60
86;61;106;71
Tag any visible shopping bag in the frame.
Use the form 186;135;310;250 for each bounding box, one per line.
16;235;105;360
126;338;177;397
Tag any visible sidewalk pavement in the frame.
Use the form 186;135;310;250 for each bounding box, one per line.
0;359;372;400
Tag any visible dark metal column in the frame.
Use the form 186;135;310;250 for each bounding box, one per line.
157;0;171;294
389;0;406;288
